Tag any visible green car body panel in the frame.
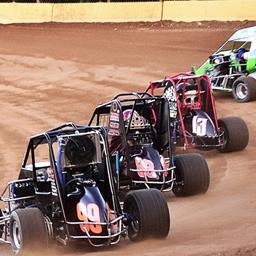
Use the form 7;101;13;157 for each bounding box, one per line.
194;26;256;102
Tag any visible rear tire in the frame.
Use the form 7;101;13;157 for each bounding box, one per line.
10;208;48;255
123;189;170;241
218;116;249;153
232;76;256;102
172;153;210;197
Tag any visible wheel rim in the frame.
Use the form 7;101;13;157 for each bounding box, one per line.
173;169;184;194
130;220;140;238
173;180;184;194
128;204;140;239
219;127;227;150
12;221;21;250
236;82;248;100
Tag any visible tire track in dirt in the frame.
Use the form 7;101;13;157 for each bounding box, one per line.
0;102;61;184
0;23;255;256
0;53;161;185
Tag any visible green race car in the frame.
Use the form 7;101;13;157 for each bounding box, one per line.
195;26;256;102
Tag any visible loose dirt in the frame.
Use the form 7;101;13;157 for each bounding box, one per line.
0;21;255;256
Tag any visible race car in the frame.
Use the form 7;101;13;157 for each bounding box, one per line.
0;123;170;255
88;93;210;197
147;73;249;152
195;26;256;102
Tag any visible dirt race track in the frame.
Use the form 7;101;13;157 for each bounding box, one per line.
0;21;256;256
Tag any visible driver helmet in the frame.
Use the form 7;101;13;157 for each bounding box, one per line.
237;48;247;60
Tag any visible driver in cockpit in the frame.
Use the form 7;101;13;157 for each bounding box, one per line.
236;47;249;61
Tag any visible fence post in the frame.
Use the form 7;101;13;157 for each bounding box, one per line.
160;0;164;21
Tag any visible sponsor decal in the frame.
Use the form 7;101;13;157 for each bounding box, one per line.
164;85;176;102
164;85;178;118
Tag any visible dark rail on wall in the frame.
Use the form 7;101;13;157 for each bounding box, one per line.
0;0;226;3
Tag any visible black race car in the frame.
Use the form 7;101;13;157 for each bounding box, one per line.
0;123;170;255
89;93;210;197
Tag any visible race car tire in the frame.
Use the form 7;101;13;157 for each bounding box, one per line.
0;209;3;238
10;208;48;255
123;189;170;241
232;76;256;103
217;116;249;153
172;153;210;197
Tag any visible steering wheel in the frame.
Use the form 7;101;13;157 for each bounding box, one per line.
65;177;95;188
65;178;82;187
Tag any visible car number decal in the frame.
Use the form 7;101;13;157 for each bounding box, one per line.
135;157;157;179
76;202;102;234
192;116;208;136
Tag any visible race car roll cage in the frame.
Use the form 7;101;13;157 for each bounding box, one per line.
202;36;254;92
146;73;224;149
0;123;125;247
88;93;176;190
207;52;246;92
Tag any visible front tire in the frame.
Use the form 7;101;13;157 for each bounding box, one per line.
172;153;210;197
218;117;249;153
0;209;4;238
123;189;170;241
10;208;48;255
232;76;256;102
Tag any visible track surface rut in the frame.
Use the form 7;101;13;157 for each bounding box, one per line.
0;22;255;256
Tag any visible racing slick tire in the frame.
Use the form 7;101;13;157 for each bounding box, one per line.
123;189;170;241
172;153;210;197
232;76;256;103
217;116;249;153
10;208;48;255
0;209;3;238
